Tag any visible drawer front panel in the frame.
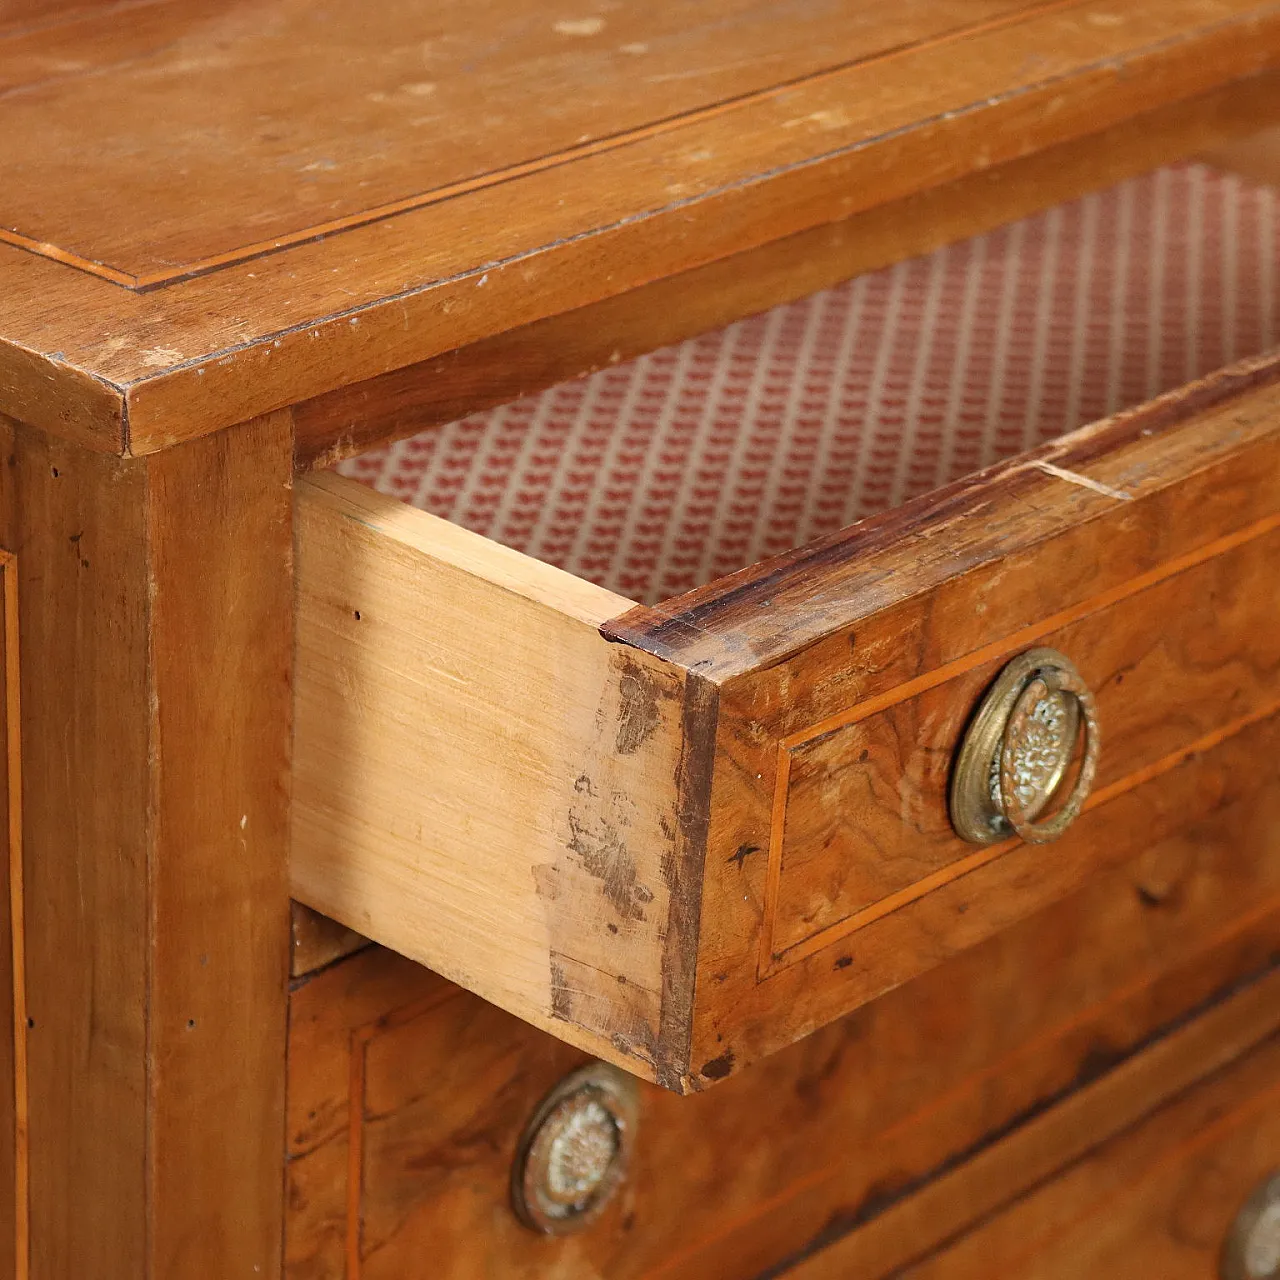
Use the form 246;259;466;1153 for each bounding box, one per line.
286;769;1280;1279
888;1037;1280;1280
769;522;1280;962
605;358;1280;1084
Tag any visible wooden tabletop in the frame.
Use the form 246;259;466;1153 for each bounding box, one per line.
2;0;1280;456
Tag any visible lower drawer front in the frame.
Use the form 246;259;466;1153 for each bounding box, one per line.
881;1032;1280;1280
286;754;1280;1280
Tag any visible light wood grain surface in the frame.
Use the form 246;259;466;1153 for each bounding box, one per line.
292;472;708;1087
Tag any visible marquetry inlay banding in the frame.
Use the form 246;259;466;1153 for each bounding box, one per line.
757;513;1280;979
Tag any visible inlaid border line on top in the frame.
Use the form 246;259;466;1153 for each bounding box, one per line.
756;510;1280;980
0;0;1098;291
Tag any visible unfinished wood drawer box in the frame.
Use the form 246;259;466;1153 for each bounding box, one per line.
293;345;1280;1091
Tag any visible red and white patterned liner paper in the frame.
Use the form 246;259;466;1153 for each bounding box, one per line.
339;165;1279;605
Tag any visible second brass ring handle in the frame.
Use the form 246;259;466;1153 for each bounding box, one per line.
998;665;1100;844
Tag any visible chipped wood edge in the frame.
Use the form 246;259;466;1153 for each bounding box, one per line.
603;347;1280;675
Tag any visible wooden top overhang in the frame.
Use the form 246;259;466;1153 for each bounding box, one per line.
2;0;1280;456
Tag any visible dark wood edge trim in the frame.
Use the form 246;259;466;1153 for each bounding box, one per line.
602;347;1280;673
652;671;718;1093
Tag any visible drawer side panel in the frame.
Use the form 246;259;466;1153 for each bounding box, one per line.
292;473;700;1082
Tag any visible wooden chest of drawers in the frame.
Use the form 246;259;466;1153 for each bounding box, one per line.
1;2;1280;1276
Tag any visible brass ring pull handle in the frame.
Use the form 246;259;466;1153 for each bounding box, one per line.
998;665;1100;844
510;1063;638;1235
951;648;1101;846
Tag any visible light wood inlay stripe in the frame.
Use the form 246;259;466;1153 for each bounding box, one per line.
3;553;27;1279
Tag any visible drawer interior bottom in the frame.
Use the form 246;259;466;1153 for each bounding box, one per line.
337;163;1280;605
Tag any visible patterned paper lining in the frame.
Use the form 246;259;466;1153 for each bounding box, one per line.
339;165;1278;605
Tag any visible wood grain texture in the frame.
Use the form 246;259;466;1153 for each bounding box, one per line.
290;903;369;980
144;413;293;1276
284;771;1280;1279
0;0;116;26
291;472;710;1088
884;1036;1280;1278
789;1015;1280;1278
11;424;151;1275
2;411;293;1277
0;0;1050;280
0;418;24;1278
1;2;1279;452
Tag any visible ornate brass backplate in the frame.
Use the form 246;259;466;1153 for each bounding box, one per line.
951;647;1100;845
511;1062;639;1235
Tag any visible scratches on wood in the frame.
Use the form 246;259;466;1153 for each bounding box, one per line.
1032;459;1133;501
292;472;699;1081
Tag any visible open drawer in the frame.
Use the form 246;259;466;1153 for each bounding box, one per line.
292;168;1280;1092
